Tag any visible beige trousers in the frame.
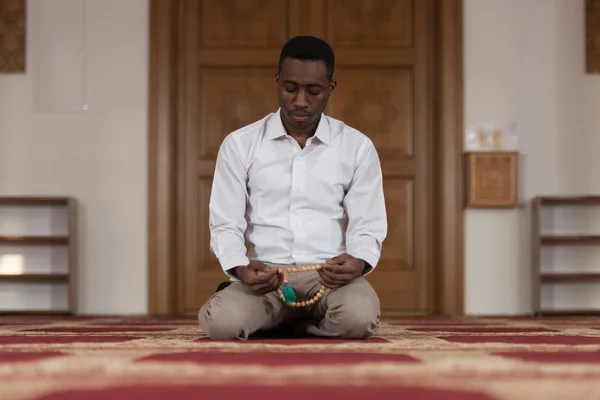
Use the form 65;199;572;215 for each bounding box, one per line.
198;265;380;340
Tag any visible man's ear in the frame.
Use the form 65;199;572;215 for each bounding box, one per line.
329;78;337;95
275;72;279;87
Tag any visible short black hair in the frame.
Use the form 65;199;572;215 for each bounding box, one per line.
278;36;335;80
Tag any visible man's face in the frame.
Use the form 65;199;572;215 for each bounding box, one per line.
276;57;336;132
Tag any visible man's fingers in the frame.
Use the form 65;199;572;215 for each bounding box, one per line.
252;283;273;294
237;262;271;284
318;268;337;281
317;268;331;280
248;262;270;273
267;271;281;288
334;273;354;283
319;273;340;289
326;253;351;265
322;263;354;275
320;268;353;284
318;273;337;288
250;269;282;294
256;270;278;285
318;269;349;287
245;268;277;285
325;257;341;265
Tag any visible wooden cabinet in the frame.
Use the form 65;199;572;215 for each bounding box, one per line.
532;196;600;315
0;197;77;315
465;151;518;208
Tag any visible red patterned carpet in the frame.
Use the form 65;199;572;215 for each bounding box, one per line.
2;316;600;399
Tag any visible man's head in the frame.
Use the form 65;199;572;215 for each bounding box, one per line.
276;36;336;134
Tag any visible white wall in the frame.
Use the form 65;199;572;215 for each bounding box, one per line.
0;0;149;314
464;0;600;314
2;0;597;316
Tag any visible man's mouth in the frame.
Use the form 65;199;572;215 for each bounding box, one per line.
291;113;310;122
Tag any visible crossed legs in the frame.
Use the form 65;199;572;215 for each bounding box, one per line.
198;269;380;340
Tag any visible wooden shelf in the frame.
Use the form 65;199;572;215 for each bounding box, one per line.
0;196;70;206
537;196;600;205
536;309;600;316
541;273;600;282
0;310;71;316
0;274;69;282
0;236;68;245
532;196;600;316
541;235;600;245
0;196;77;316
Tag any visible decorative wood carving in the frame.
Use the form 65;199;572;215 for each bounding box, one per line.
587;0;600;73
0;0;25;73
466;151;518;208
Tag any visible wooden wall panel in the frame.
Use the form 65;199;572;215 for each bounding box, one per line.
328;68;413;159
586;0;600;73
200;0;289;47
178;0;299;312
326;0;413;47
0;0;26;73
199;68;279;159
379;179;414;272
318;0;429;311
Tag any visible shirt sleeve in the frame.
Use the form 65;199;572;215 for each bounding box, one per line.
209;134;249;279
343;139;388;275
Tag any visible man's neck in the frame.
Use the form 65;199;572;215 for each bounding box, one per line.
281;116;320;148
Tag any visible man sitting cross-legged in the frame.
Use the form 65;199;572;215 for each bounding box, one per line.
198;35;387;341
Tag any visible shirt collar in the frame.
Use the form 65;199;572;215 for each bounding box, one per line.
313;114;330;145
266;108;330;145
266;108;287;140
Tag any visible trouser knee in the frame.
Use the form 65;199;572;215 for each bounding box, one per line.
198;300;251;340
326;301;380;339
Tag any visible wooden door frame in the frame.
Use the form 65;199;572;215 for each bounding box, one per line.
147;0;465;316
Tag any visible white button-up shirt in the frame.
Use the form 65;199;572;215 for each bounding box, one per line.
209;108;387;278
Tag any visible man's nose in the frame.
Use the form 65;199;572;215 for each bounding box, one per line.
293;90;309;108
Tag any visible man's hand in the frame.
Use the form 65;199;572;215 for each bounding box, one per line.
318;253;366;289
233;261;283;295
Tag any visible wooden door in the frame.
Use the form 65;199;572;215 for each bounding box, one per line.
175;0;434;315
316;0;433;313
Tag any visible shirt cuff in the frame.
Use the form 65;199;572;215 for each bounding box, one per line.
219;254;249;280
346;250;379;276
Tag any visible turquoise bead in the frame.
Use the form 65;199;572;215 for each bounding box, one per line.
282;283;296;304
